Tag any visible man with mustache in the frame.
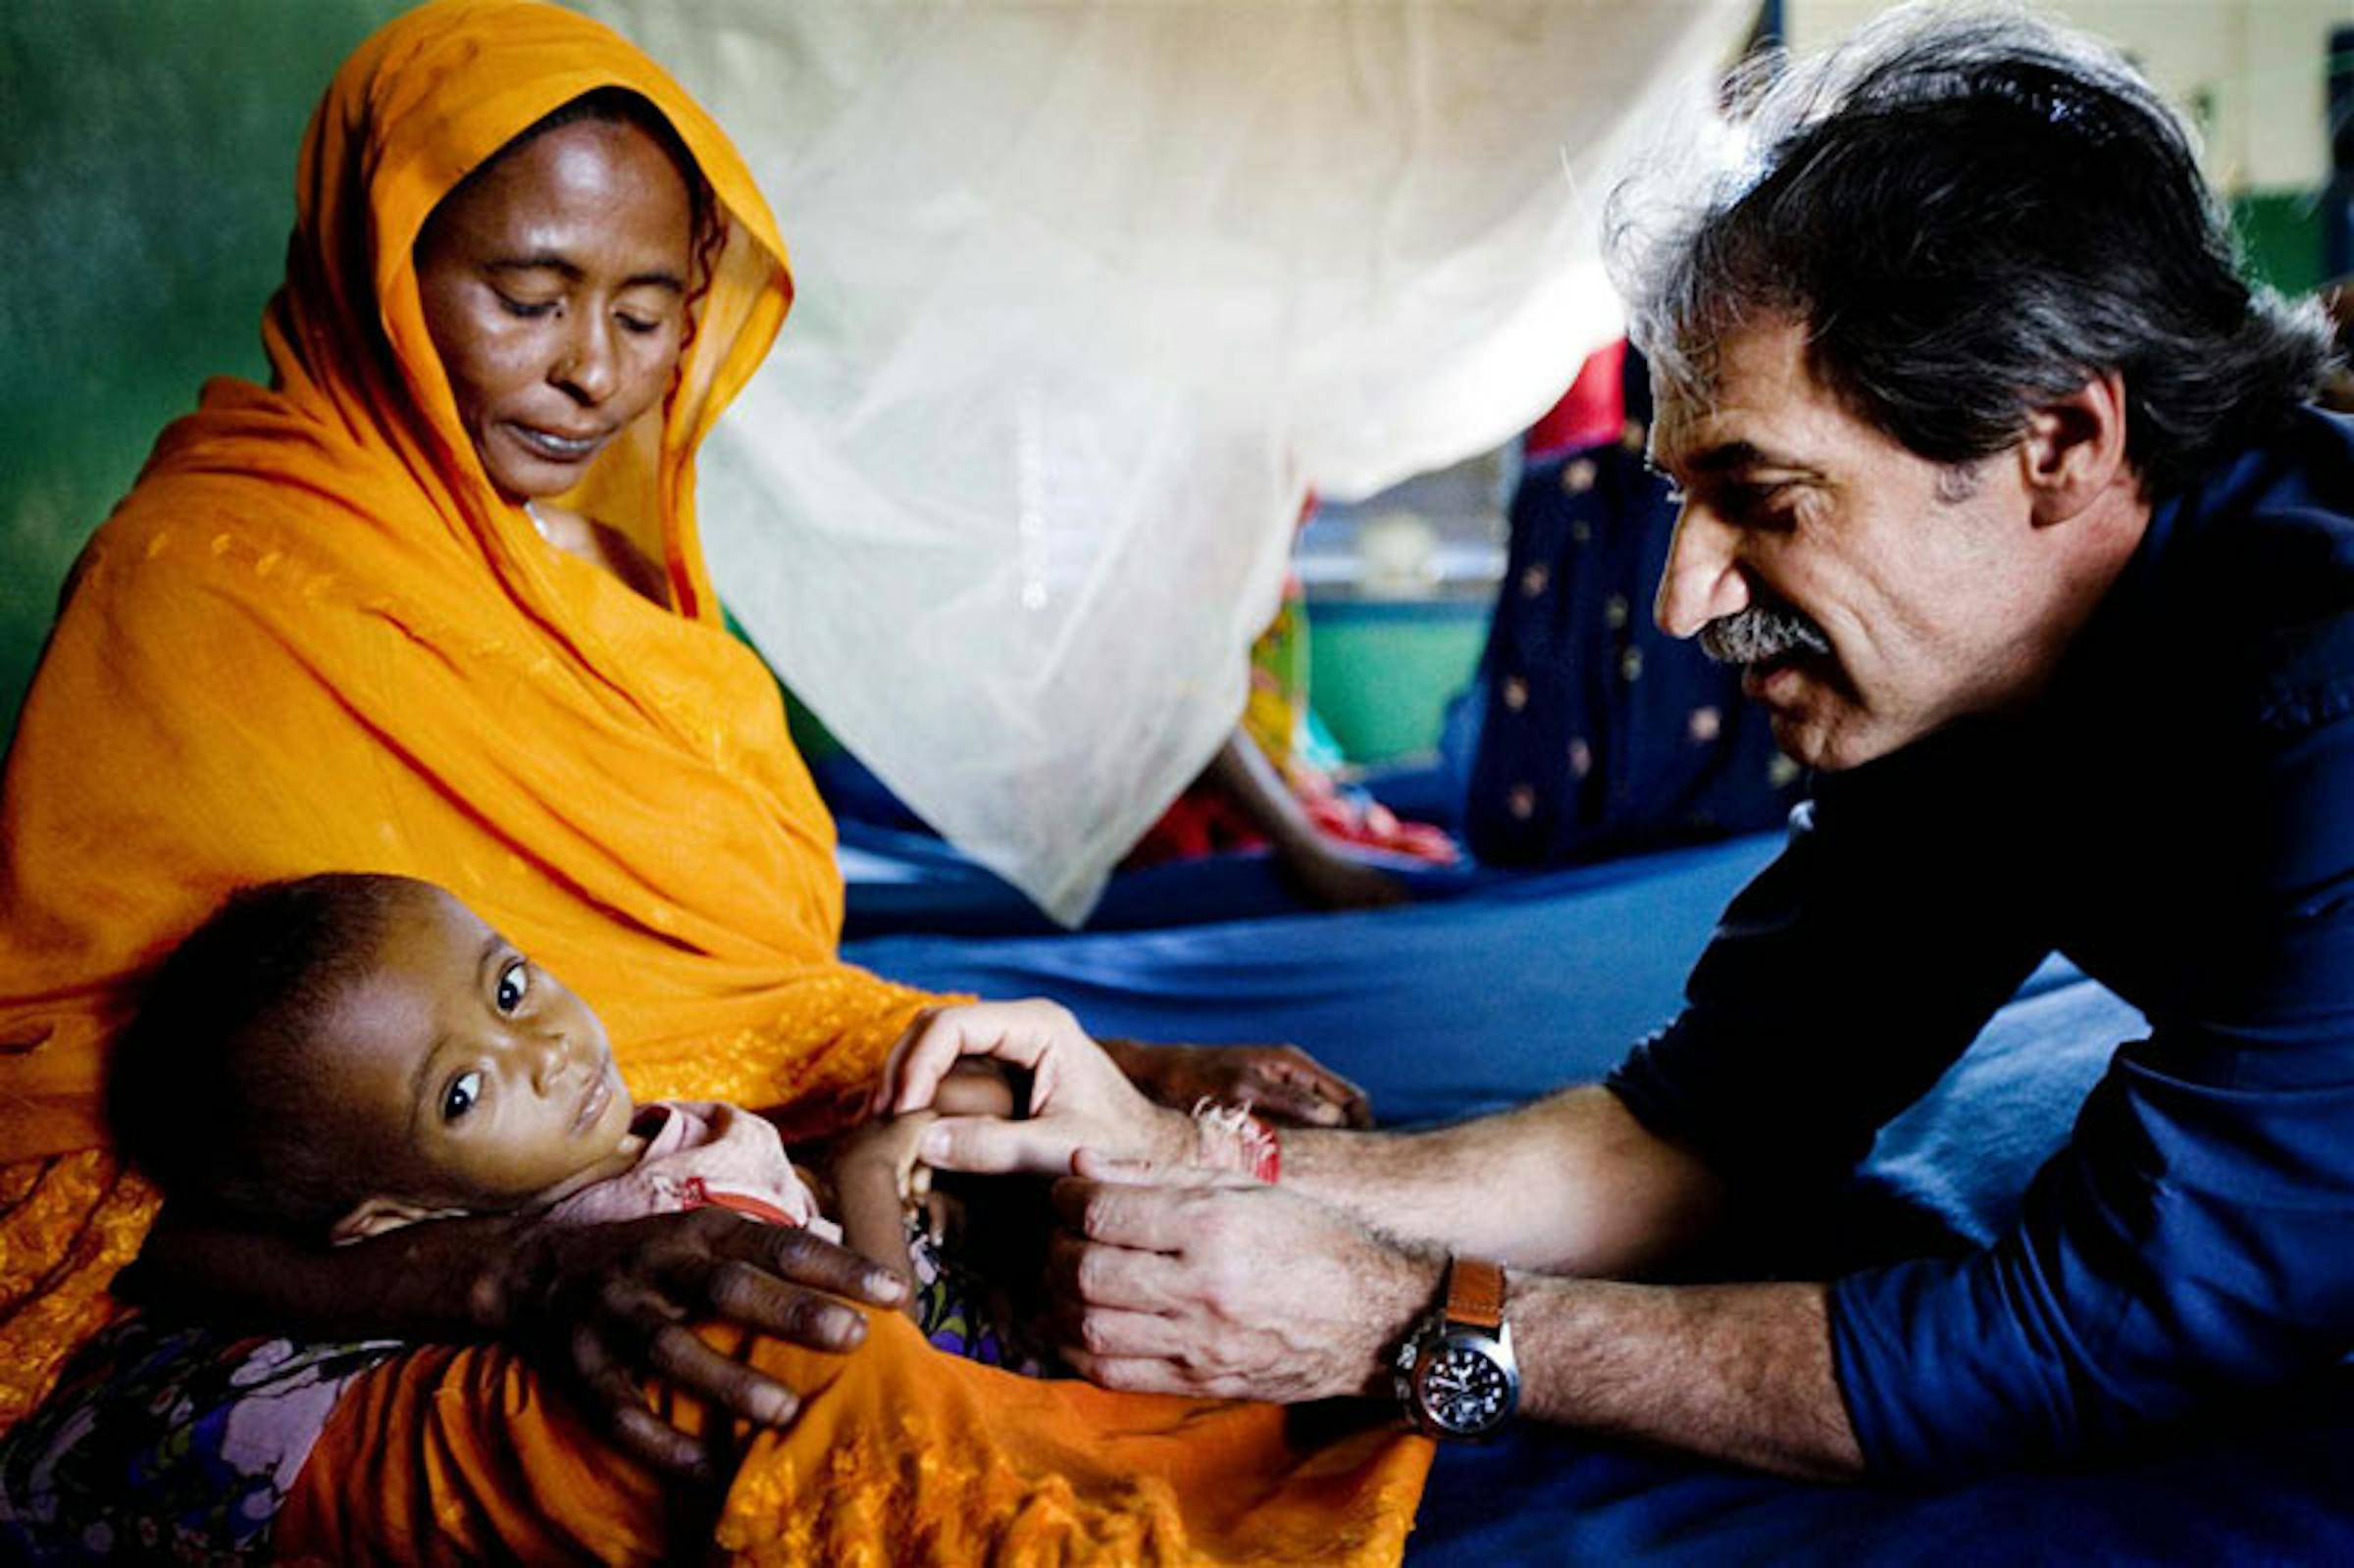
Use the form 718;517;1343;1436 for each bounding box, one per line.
886;5;2354;1483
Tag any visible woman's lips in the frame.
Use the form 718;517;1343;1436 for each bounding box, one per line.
506;422;604;464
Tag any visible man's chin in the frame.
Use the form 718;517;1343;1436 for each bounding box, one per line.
1764;702;1846;773
1770;712;1913;774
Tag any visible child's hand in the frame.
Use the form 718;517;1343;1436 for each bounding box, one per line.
832;1110;940;1209
825;1112;936;1300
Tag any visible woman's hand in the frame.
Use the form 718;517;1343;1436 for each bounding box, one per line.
132;1202;906;1483
875;1000;1196;1177
1100;1037;1374;1129
484;1206;908;1478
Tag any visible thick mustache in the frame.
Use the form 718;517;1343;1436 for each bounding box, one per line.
1698;603;1832;665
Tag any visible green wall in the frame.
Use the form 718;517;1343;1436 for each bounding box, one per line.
0;1;402;740
2234;188;2327;297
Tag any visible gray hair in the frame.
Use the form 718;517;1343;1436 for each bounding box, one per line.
1605;2;2333;499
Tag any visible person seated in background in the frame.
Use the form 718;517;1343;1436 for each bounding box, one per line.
809;497;1457;915
110;873;1049;1369
884;5;2354;1488
1463;338;1804;867
1127;507;1457;909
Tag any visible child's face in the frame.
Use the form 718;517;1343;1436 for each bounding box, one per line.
314;884;637;1224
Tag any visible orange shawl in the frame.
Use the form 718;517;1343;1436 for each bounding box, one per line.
0;2;1427;1557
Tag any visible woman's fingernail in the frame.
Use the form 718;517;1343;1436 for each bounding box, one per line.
919;1127;949;1161
869;1268;907;1303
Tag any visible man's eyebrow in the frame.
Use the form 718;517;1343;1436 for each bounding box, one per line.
1686;440;1775;476
1663;439;1825;481
487;254;686;294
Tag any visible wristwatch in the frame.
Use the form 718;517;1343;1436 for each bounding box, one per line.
1394;1255;1519;1439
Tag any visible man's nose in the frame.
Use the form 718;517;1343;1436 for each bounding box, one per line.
1654;504;1750;639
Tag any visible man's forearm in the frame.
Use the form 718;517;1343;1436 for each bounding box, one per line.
1052;1138;1861;1479
1273;1099;1857;1477
1511;1274;1864;1480
1276;1084;1725;1277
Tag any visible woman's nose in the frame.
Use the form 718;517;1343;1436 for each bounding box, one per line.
552;318;618;405
1654;503;1751;639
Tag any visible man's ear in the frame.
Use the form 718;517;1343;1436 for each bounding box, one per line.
2020;370;2129;525
330;1193;457;1245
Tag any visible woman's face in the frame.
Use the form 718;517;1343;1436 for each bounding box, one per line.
416;117;696;502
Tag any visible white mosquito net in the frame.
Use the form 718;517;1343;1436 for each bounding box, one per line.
584;0;1756;924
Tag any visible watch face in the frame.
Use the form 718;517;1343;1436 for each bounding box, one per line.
1415;1334;1515;1436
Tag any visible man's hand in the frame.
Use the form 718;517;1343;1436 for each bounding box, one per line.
478;1208;905;1480
1044;1152;1440;1403
875;999;1197;1176
1101;1037;1374;1129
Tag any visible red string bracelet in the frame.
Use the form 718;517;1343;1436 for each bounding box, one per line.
1242;1113;1282;1185
1191;1099;1284;1184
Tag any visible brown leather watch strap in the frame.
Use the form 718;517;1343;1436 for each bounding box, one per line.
1446;1256;1506;1331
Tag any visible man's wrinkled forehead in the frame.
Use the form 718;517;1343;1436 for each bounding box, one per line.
1647;368;1766;482
1646;320;1842;479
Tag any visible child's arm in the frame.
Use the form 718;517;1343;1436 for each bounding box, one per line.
827;1116;930;1304
826;1066;1020;1313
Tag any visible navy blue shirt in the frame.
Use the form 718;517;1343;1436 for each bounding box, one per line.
1609;408;2354;1479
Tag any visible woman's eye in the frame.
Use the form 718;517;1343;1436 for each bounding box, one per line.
495;959;530;1013
497;293;556;320
615;313;662;336
442;1070;483;1122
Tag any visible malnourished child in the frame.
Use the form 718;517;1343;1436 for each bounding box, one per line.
109;872;1037;1366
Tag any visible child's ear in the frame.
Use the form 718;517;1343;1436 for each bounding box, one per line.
330;1194;456;1245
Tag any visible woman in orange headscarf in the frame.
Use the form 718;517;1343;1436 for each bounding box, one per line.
0;1;1423;1559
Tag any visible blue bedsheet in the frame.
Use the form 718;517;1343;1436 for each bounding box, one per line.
839;818;1499;939
844;831;2354;1563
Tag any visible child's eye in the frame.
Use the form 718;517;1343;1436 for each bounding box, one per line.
495;959;529;1014
442;1070;483;1122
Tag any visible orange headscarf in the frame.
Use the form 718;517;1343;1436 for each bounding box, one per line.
0;0;939;1421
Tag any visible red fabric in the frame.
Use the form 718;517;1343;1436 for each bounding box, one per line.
1524;337;1628;459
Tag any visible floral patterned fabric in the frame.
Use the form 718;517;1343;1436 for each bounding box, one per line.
0;1316;399;1562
